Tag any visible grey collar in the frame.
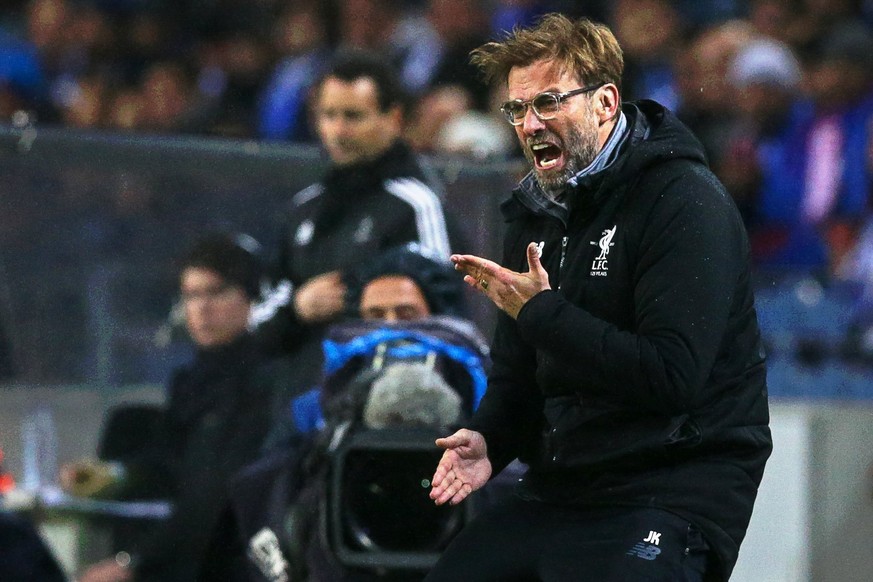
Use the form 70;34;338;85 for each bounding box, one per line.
567;111;628;188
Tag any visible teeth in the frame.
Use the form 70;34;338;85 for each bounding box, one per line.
540;158;558;169
531;144;550;150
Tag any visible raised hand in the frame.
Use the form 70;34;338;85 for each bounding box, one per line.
293;270;347;323
451;242;550;319
429;429;492;506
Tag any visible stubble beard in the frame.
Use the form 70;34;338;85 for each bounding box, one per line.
525;112;600;202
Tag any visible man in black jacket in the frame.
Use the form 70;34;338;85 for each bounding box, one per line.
255;50;457;396
427;13;771;582
66;232;290;582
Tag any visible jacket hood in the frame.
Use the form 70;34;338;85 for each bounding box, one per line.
613;99;709;180
505;100;709;222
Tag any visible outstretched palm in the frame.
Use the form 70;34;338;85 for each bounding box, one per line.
429;429;492;506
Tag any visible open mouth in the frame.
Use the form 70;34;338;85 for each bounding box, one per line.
531;142;564;171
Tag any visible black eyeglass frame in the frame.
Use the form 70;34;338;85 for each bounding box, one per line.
499;83;605;126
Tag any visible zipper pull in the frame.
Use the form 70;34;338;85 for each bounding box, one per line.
557;236;569;290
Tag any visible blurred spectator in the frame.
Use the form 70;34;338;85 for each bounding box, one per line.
745;0;795;44
674;19;754;168
31;0;117;121
105;84;141;129
0;23;49;120
189;29;272;137
433;109;517;160
64;231;292;582
256;0;332;142
782;0;865;57
135;60;203;133
610;0;682;111
838;212;873;365
720;37;802;224
395;0;491;109
254;50;458;398
335;0;491;109
747;21;873;272
113;8;185;85
406;84;492;156
337;0;403;53
25;0;67;70
402;3;520;160
57;70;109;128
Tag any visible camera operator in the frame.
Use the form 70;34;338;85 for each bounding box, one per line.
206;244;487;582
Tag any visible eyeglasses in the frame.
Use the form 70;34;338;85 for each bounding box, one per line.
499;83;604;126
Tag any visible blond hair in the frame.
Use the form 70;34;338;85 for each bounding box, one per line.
470;13;623;91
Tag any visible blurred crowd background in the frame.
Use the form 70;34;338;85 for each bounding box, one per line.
2;0;872;270
2;0;873;392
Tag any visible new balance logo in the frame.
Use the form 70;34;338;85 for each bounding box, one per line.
626;542;662;561
627;530;662;561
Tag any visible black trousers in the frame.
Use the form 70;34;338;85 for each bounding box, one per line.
424;495;710;582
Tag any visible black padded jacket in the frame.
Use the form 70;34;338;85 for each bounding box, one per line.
469;100;772;581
